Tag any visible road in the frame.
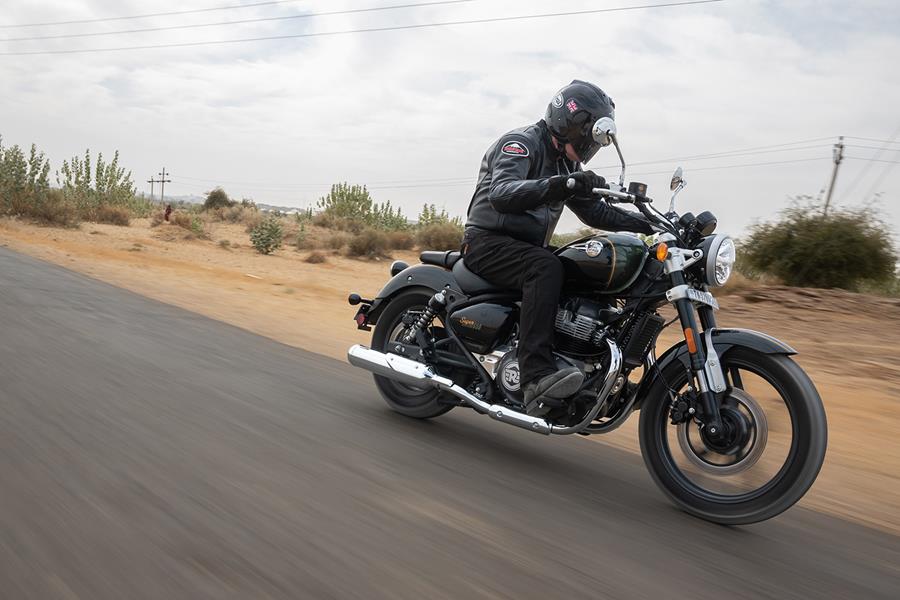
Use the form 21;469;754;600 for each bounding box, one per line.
0;246;896;599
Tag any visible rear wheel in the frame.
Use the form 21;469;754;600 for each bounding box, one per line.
371;290;455;419
639;347;827;525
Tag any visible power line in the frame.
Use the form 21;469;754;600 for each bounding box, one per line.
595;141;832;170
844;136;900;145
1;0;474;42
846;157;900;165
841;125;900;200
627;156;828;178
0;0;726;56
0;0;308;29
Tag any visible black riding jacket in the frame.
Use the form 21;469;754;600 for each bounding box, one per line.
464;120;653;247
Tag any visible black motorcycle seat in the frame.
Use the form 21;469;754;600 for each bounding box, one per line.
420;250;462;269
452;259;515;295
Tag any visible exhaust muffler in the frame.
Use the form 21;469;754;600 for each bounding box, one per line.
347;343;622;436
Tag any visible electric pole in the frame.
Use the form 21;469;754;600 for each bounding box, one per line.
823;136;844;216
158;167;172;204
147;176;158;200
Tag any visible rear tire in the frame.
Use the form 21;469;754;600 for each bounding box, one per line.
371;290;455;419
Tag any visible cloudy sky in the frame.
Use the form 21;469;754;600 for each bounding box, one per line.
2;0;899;237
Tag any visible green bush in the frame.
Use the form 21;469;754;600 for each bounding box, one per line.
57;149;137;217
740;198;897;290
316;182;408;231
416;222;463;250
250;216;284;254
417;203;462;228
203;187;236;211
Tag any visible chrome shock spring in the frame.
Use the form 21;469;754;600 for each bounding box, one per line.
403;290;447;343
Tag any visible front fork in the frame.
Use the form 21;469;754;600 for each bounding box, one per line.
668;269;727;440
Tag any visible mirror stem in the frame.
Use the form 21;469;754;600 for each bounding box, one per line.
610;134;626;187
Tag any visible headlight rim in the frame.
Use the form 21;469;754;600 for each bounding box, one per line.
702;234;735;288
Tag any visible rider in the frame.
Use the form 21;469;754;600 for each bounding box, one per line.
462;80;654;416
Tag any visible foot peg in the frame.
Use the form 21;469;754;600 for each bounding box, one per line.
524;368;584;417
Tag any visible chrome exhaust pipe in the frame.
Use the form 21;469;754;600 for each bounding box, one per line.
347;342;622;436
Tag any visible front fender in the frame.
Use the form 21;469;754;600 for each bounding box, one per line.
634;328;797;408
366;264;462;325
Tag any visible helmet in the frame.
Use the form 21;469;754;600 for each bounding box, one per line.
545;80;615;164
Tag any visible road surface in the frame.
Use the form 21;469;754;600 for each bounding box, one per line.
0;247;896;599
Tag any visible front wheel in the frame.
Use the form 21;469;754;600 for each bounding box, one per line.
370;290;455;419
639;347;827;525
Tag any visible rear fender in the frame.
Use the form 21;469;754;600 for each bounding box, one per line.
366;264;463;325
634;328;797;409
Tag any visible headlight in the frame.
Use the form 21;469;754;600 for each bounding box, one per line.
701;234;735;287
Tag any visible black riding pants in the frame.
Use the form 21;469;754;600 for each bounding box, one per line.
462;231;564;385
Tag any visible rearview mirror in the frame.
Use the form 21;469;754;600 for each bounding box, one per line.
670;167;684;191
592;117;617;147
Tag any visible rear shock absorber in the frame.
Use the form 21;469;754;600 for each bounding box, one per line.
403;290;448;343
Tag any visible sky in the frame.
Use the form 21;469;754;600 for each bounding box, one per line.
2;0;900;238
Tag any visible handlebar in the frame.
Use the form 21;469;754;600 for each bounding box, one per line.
565;177;643;204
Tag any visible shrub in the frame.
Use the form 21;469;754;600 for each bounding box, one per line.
416;222;463;250
242;210;263;233
57;149;137;215
218;239;232;250
28;189;79;227
249;215;284;254
740;198;897;290
203;187;235;210
325;232;350;250
346;228;389;258
210;204;258;224
417;203;462;228
305;251;327;264
316;182;408;231
93;204;130;226
386;230;414;250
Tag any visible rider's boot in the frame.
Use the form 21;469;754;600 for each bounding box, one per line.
523;367;584;417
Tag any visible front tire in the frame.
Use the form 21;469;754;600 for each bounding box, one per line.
639;347;827;525
371;290;455;419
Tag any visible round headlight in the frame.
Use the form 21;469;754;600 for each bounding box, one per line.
702;234;735;287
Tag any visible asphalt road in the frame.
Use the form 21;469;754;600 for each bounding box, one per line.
0;246;897;600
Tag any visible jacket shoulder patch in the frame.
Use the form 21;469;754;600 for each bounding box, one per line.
500;140;530;157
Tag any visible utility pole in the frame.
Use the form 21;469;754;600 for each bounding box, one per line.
147;176;159;200
158;167;172;204
823;136;844;216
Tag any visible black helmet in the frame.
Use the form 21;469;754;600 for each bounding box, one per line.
545;80;615;164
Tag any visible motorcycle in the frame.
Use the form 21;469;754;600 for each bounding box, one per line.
345;118;827;525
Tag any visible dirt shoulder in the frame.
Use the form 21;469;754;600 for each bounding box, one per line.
2;217;898;534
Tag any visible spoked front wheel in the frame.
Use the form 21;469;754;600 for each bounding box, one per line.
639;347;827;525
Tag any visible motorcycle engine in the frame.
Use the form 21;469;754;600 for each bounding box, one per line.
554;298;618;358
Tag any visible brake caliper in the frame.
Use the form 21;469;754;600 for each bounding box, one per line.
669;389;698;425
